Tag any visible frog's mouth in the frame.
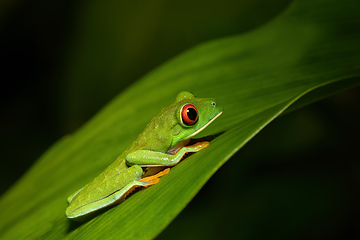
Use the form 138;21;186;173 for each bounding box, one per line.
187;111;223;139
166;111;222;155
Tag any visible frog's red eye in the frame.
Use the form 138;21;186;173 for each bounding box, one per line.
181;104;198;126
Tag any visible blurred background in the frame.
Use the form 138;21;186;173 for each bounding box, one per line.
0;0;291;194
1;0;359;239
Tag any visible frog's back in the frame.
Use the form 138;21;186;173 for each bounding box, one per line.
66;102;175;217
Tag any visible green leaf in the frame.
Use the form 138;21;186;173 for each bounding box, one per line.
1;0;359;239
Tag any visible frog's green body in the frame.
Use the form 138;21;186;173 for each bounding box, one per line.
66;91;222;220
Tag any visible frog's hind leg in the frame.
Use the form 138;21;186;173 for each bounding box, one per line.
118;168;170;203
67;187;84;203
140;167;170;184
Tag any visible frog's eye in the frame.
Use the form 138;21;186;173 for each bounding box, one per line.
181;104;198;126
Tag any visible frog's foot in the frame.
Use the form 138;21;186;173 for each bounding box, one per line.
167;139;210;155
139;167;170;186
117;168;170;203
186;141;210;152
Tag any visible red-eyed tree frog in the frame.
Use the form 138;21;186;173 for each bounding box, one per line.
65;91;223;220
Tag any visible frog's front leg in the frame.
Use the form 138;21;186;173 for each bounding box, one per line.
126;141;209;167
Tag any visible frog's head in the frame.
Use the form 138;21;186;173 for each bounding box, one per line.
170;91;223;148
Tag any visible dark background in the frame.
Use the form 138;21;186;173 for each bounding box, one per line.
1;0;359;239
0;0;291;194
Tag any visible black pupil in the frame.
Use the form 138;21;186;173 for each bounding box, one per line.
187;108;197;121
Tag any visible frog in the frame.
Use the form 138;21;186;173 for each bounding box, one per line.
65;91;223;220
